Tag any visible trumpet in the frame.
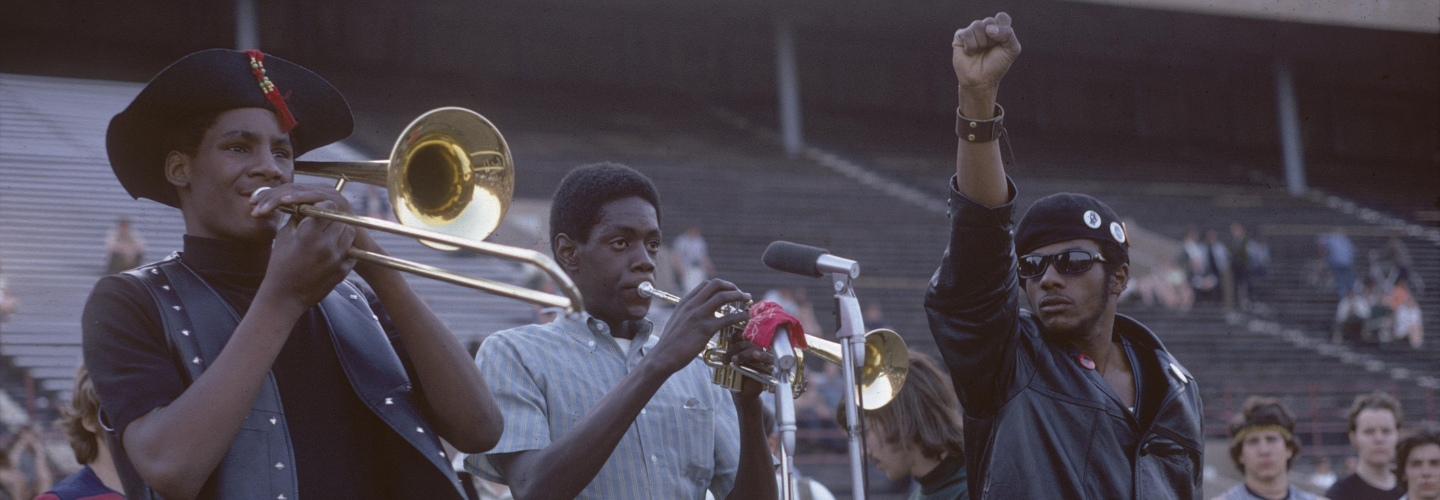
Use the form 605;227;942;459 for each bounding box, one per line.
638;282;908;409
286;107;583;313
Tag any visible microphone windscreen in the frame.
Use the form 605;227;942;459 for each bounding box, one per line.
762;241;828;278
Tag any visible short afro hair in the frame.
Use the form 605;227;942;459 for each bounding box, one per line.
549;162;661;257
1227;396;1301;473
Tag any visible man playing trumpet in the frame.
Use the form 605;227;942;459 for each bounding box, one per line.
467;162;778;500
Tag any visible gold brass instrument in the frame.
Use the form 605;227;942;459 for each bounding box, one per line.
288;107;583;313
638;282;908;409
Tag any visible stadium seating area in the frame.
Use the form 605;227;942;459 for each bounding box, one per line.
2;71;1435;497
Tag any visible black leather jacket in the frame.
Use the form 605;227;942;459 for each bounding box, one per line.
925;179;1204;500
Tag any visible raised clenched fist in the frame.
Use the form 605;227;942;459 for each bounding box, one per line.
952;12;1021;95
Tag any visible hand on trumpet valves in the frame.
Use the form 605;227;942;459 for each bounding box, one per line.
722;336;775;400
259;193;358;310
646;279;751;376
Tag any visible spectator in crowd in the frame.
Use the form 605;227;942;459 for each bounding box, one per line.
1329;391;1406;500
1363;279;1396;343
1320;229;1358;299
838;352;967;500
1215;396;1322;500
763;288;800;316
1334;286;1370;343
1229;222;1269;310
1368;249;1396;295
762;407;836;500
1136;260;1194;312
1313;458;1339;491
1385;238;1423;297
1390;277;1424;349
791;288;822;341
1206;229;1236;310
1229;222;1253;309
34;365;125;500
0;261;17;326
1396;422;1440;500
0;427;52;500
1181;228;1219;302
671;225;715;294
102;218;146;275
864;302;892;331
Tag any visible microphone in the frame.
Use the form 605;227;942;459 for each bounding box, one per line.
762;241;859;278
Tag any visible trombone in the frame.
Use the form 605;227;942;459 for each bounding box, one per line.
284;107;583;313
638;282;907;409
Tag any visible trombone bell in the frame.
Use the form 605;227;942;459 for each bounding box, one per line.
290;107;581;314
389;108;513;251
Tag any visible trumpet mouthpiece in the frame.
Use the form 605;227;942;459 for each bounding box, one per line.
637;282;657;298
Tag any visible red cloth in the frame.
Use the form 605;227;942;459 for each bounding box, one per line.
742;301;808;350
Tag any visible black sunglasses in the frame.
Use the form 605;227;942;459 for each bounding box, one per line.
1017;250;1107;279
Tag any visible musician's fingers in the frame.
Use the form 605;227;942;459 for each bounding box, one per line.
250;183;349;217
697;290;751;320
709;310;750;334
728;341;774;367
996;11;1012;27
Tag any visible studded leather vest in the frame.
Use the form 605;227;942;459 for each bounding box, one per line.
105;256;466;500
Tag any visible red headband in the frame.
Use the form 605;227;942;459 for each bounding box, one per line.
244;50;298;133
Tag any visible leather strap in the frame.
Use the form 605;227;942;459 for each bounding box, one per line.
956;103;1005;143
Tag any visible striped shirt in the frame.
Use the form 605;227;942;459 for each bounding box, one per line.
466;313;741;499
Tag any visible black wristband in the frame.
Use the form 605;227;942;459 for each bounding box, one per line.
956;104;1004;142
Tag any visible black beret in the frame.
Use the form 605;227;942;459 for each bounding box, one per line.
106;49;353;208
1014;192;1130;259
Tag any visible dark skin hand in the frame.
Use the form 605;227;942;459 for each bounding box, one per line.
120;107;501;500
494;196;776;500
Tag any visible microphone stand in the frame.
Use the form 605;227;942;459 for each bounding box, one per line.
772;326;798;500
827;263;868;500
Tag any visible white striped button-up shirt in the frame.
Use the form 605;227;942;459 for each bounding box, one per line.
466;313;741;499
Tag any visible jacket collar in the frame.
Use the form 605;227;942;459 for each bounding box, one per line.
1114;313;1196;391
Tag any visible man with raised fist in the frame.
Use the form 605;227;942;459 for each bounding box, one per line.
925;13;1205;499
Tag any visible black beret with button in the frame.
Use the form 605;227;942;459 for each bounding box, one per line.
106;48;353;208
1015;192;1130;262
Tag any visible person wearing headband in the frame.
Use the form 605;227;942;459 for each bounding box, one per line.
924;11;1204;499
1215;397;1321;500
82;49;502;500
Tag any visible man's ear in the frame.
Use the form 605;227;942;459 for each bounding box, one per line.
164;151;191;189
554;233;580;272
1111;263;1129;296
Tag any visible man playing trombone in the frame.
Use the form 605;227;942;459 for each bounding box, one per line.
82;49;503;500
466;162;778;500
